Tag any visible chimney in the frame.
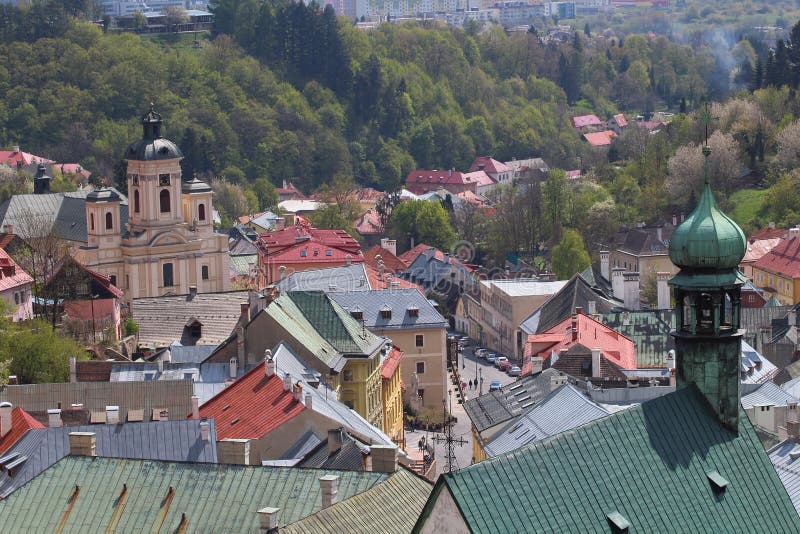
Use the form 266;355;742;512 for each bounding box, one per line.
769;221;776;229
257;507;280;533
69;432;97;456
328;428;343;456
591;348;602;378
292;382;303;402
283;373;292;392
571;314;578;341
792;227;800;240
69;356;77;383
611;268;625;300
229;357;238;379
48;408;63;428
106;406;120;425
163;350;171;364
188;285;197;298
200;421;210;442
672;214;677;226
304;393;313;411
790;309;797;328
265;350;275;377
278;266;286;280
319;475;339;508
0;402;11;438
369;444;398;473
12;145;19;153
599;251;610;281
380;238;397;257
33;164;51;194
623;272;640;311
680;212;685;223
550;373;567;391
575;306;583;315
240;302;250;324
346;254;352;266
191;396;200;420
787;420;800;439
657;272;671;310
218;438;251;465
157;358;163;373
587;300;596;315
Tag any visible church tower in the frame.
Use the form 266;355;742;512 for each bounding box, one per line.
668;142;747;433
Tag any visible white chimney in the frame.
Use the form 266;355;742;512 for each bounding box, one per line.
790;309;797;328
346;254;352;266
790;227;800;240
265;350;275;378
381;238;397;257
163;350;171;364
591;348;602;378
157;358;163;373
283;373;292;392
69;356;77;383
672;214;677;226
370;444;399;473
599;251;610;281
257;507;280;533
666;349;676;370
611;268;625;300
229;357;238;379
587;300;596;315
769;221;776;229
656;226;663;243
12;146;19;153
106;406;120;425
623;272;640;310
69;432;97;456
48;408;63;428
319;475;339;508
305;393;313;411
191;396;200;420
657;272;671;310
200;421;210;442
278;265;286;280
550;374;567;392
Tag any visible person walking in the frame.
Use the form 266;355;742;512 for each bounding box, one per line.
469;379;473;390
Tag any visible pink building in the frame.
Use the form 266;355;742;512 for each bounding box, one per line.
0;248;33;322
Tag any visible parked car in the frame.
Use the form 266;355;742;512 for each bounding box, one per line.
507;365;521;377
489;380;502;392
495;356;509;369
499;359;512;372
459;336;471;346
475;348;487;358
486;354;497;365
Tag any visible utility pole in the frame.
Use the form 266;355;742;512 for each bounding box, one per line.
431;392;467;473
478;367;483;395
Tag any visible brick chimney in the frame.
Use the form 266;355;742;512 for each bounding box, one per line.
292;382;303;402
191;396;200;420
48;408;63;428
257;507;280;533
69;432;97;456
319;475;339;508
0;402;12;438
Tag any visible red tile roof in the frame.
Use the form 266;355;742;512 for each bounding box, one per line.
742;237;782;265
0;248;32;292
398;244;445;265
256;225;364;265
352;209;383;236
365;265;424;293
381;346;404;380
572;115;603;128
196;364;305;440
612;114;628;128
751;226;789;240
583;130;617;147
468;157;511;175
462;170;495;188
364;245;408;272
0;149;53;167
0;407;46;454
56;163;91;180
752;236;800;278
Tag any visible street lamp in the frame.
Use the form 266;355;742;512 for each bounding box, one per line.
478;368;483;395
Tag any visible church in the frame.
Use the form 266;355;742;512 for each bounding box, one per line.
77;106;230;300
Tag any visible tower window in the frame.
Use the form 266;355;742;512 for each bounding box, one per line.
160;189;170;213
134;189;140;213
162;263;174;287
105;212;113;230
198;203;206;221
110;275;117;287
201;265;209;280
90;213;95;230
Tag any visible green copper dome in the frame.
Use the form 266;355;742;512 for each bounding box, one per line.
668;146;746;270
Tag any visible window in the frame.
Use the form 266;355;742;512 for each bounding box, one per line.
183;372;194;381
408;307;419;317
162;263;174;287
198;203;206;221
343;400;354;409
416;361;425;374
133;189;140;213
415;334;424;347
201;265;209;280
380;308;392;319
159;189;170;213
13;292;19;305
159;173;171;186
105;212;113;230
300;250;307;257
748;294;755;303
131;174;139;186
90;213;95;230
417;389;424;402
343;369;353;382
110;275;117;287
325;249;332;256
350;310;363;320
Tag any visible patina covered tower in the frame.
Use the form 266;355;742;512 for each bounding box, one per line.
668;143;747;433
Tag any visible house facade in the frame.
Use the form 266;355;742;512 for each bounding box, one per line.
751;228;800;305
0;248;32;322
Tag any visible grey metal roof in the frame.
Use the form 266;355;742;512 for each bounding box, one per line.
483;384;610;457
131;291;250;347
165;343;220;363
783;376;800;398
280;430;324;461
125;136;182;161
328;289;447;331
769;439;800;516
298;434;367;470
741;381;798;410
0;419;217;499
275;263;371;292
463;368;567;434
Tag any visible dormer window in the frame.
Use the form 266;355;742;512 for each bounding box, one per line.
380;306;391;319
300;249;307;257
351;310;363;320
325;249;332;256
407;307;419;317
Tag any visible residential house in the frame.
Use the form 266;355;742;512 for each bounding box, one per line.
768;431;800;516
741;381;799;437
352;209;383;247
381;347;405;446
471;279;568;359
43;257;123;341
609;221;679;303
571;114;604;130
0;146;53;170
400;246;479;313
741;279;768;308
752;227;800;304
242;210;284;233
504;157;550;184
276;180;306;202
131;289;252;349
583;130;617;147
469;156;514;185
364;240;407;273
329;289;448;412
404;170;487;195
0;247;32;321
255;225;363;287
608;113;628;134
274;262;421;294
742;229;785;279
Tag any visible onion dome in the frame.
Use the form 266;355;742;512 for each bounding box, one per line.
86;187;121;203
668;146;746;270
125;104;183;161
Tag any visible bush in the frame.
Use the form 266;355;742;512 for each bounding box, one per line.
124;318;139;337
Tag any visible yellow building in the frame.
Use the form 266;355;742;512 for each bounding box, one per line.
751;229;800;304
381;346;405;447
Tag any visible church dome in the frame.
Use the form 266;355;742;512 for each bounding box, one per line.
125;105;183;161
668;146;746;270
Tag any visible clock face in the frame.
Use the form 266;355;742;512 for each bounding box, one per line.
159;174;171;186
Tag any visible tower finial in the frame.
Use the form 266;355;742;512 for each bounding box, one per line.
700;101;717;185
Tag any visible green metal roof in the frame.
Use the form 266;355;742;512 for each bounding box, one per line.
0;457;387;533
414;386;800;533
283;468;432;534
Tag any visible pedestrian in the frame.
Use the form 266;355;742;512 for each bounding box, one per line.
469;379;473;389
418;438;423;452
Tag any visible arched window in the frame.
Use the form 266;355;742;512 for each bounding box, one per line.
90;213;95;230
198;203;206;221
105;212;113;230
134;189;140;213
162;263;174;287
159;189;170;213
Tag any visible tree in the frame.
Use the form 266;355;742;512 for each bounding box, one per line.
389;200;456;252
543;169;567;241
666;131;743;202
775;119;800;170
249;177;278;210
163;6;188;31
550;229;590;280
311;204;357;237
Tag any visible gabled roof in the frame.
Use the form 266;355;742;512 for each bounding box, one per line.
583;130;617;146
296;433;367;470
768;438;800;515
461;170;495;187
615;224;673;256
328;289;447;331
0;407;45;455
0;419;218;499
480;278;568;297
397;243;444;265
753;236;800;278
0;149;53;167
44;256;122;299
0;248;32;292
352;209;382;236
741;381;797;410
571;114;603;128
363;244;408;272
276;263;371;293
468;156;511;175
612;113;628;127
417;386;800;533
751;226;788;240
278;199;325;213
743;237;782;264
483;384;610;457
284;468;432;534
256;225;363;263
0;456;388;530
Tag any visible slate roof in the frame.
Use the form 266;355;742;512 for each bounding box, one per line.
0;419;218;499
615;224;673;257
297;433;366;470
284;468;432;534
0;407;45;455
463;368;567;433
131;291;249;347
415;386;800;533
483;384;610;457
328;289;447;331
768;439;800;516
753;235;800;278
741;381;798;410
275;263;371;292
0;456;388;531
782;375;800;398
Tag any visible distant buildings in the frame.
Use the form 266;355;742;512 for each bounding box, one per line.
0;247;32;322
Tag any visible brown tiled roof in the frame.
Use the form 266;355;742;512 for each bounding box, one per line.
27;409;91;427
75;361;113;382
364;245;408;272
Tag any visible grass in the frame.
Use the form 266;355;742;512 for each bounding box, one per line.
728;188;766;229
